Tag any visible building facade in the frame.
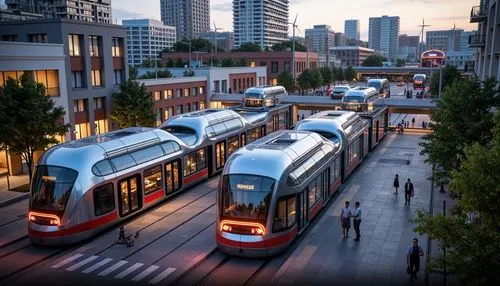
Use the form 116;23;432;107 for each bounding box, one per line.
398;34;420;61
160;0;210;40
233;0;288;49
0;8;43;21
368;15;400;59
199;31;235;52
331;46;375;67
461;30;476;51
5;0;112;23
445;51;475;70
123;19;176;67
426;28;463;52
305;25;336;67
335;32;348;47
344;19;360;41
0;19;128;140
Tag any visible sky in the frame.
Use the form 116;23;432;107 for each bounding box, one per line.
1;0;479;40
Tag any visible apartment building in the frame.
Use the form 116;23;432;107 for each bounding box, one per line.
305;25;336;67
344;19;360;41
368;15;400;59
160;0;210;40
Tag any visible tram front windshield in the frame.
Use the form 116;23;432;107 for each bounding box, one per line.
368;82;382;90
31;165;78;212
221;175;275;222
343;96;364;103
244;93;263;99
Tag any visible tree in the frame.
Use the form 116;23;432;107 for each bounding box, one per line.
232;42;262;52
336;67;344;82
271;40;307;52
395;58;406;67
166;58;174;68
138;69;173;79
111;79;156;129
129;65;138;80
319;67;333;86
430;65;462;95
344;66;357;82
297;69;313;92
170;37;214;53
413;112;500;285
362;54;385;67
221;58;235;67
420;77;500;183
0;75;69;180
175;58;185;68
310;69;323;90
183;69;195;77
277;71;295;92
237;58;248;67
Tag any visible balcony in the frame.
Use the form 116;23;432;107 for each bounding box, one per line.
469;34;486;47
470;4;488;23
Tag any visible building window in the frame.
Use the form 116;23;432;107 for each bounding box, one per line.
29;34;48;43
89;35;100;57
260;61;267;66
154;91;161;101
95;119;108;135
75;122;91;139
183;88;189;97
164;90;172;99
199;86;204;94
199;101;205;110
1;35;17;42
185;103;190;113
176;89;182;98
284;61;291;72
156;108;162;126
222;80;228;93
271;61;279;73
113;70;122;85
73;99;87;112
68;34;81;56
191;87;197;96
192;102;198;111
93;97;105;110
91;70;102;87
177;104;183;115
112;37;122;57
34;70;59;96
71;71;84;88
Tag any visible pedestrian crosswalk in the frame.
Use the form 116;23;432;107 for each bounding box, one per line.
50;253;176;284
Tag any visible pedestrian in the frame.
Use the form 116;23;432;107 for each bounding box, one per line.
353;201;362;241
339;201;352;239
393;174;400;195
407;238;424;280
297;114;300;122
301;114;305;120
404;178;414;205
422;121;425;129
423;121;427;129
412;117;415;127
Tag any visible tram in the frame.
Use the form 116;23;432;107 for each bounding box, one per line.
216;111;370;257
243;86;287;108
216;130;342;257
28;105;292;245
341;87;379;112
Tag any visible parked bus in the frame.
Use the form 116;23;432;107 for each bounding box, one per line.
367;79;390;98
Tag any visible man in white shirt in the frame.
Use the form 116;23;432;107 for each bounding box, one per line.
353;201;362;241
339;201;352;239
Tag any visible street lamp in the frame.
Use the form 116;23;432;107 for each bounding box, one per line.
288;14;299;82
438;62;443;99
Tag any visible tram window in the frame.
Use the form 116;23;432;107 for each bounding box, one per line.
161;141;181;154
110;154;135;172
215;141;226;170
266;119;274;134
118;175;141;216
247;128;260;143
224;118;243;132
228;136;239;156
183;148;207;176
241;133;246;146
165;160;180;194
92;160;114;176
144;165;163;195
308;176;321;210
131;145;164;165
93;183;115;216
273;195;297;233
287;197;296;227
279;112;287;129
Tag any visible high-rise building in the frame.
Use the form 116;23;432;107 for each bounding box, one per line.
160;0;210;40
426;28;463;52
5;0;112;23
368;15;400;59
199;31;235;52
233;0;288;49
335;32;348;47
344;19;360;41
398;34;419;61
305;25;336;67
461;30;476;52
123;19;176;67
470;0;495;79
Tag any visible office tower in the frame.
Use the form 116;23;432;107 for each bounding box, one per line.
199;31;235;51
233;0;288;49
5;0;112;23
368;15;400;59
123;19;176;66
398;34;419;61
334;32;348;47
426;28;463;52
160;0;210;40
344;19;360;41
305;25;336;67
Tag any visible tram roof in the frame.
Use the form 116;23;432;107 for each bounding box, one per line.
39;127;185;172
225;130;334;180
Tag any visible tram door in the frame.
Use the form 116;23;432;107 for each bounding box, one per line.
322;170;329;203
297;191;308;231
118;175;142;216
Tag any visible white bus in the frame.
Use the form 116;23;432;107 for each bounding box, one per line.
243;86;287;108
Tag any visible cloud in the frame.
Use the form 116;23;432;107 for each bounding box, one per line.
112;7;145;20
212;1;232;12
430;16;469;21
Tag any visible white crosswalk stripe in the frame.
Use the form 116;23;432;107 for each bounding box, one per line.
114;262;144;279
97;260;128;277
81;258;113;274
132;265;160;282
66;255;99;271
51;254;84;269
149;267;176;284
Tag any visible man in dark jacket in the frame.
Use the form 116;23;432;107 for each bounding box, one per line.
407;238;424;280
405;178;414;205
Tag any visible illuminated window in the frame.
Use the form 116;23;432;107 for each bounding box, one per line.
199;101;206;110
75;122;90;139
164;89;172;99
144;165;163;195
68;34;81;56
73;99;87;112
91;70;102;86
112;37;122;56
35;70;59;96
89;35;100;57
94;119;108;135
228;136;239;156
183;148;207;176
154;91;161;101
273;195;296;232
165;160;180;194
247;127;261;143
199;86;205;94
183;88;189;97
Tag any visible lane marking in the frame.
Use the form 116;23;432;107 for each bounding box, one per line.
66;255;99;271
148;267;176;284
97;260;128;276
132;265;160;282
81;258;113;274
51;254;84;269
114;262;144;279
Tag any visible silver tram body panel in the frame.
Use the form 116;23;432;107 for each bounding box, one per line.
341;87;378;112
216;131;341;257
243;86;287;108
29;128;187;245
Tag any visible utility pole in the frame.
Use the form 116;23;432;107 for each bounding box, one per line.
438;62;443;99
289;14;299;82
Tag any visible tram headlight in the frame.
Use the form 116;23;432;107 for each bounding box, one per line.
222;224;232;232
28;211;61;226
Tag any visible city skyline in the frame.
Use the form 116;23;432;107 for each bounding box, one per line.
106;0;475;40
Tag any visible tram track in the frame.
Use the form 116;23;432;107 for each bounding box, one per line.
0;213;27;228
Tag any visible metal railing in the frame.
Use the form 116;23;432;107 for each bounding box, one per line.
470;3;488;22
468;34;486;46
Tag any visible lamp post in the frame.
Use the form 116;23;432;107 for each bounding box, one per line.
438;62;443;99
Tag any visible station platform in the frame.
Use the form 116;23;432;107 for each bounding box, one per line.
266;133;434;285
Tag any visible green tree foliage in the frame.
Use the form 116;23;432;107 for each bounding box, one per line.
271;40;307;52
414;112;500;285
171;38;214;53
420;77;500;183
297;69;313;91
277;71;295;92
319;67;333;85
0;75;69;180
221;58;235;67
310;69;324;90
336;67;344;82
362;54;385;66
430;65;462;95
111;79;156;129
395;58;406;67
237;58;248;67
183;69;195;77
344;66;357;82
232;42;262;52
175;58;185;68
129;65;138;80
166;58;174;68
138;69;173;79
